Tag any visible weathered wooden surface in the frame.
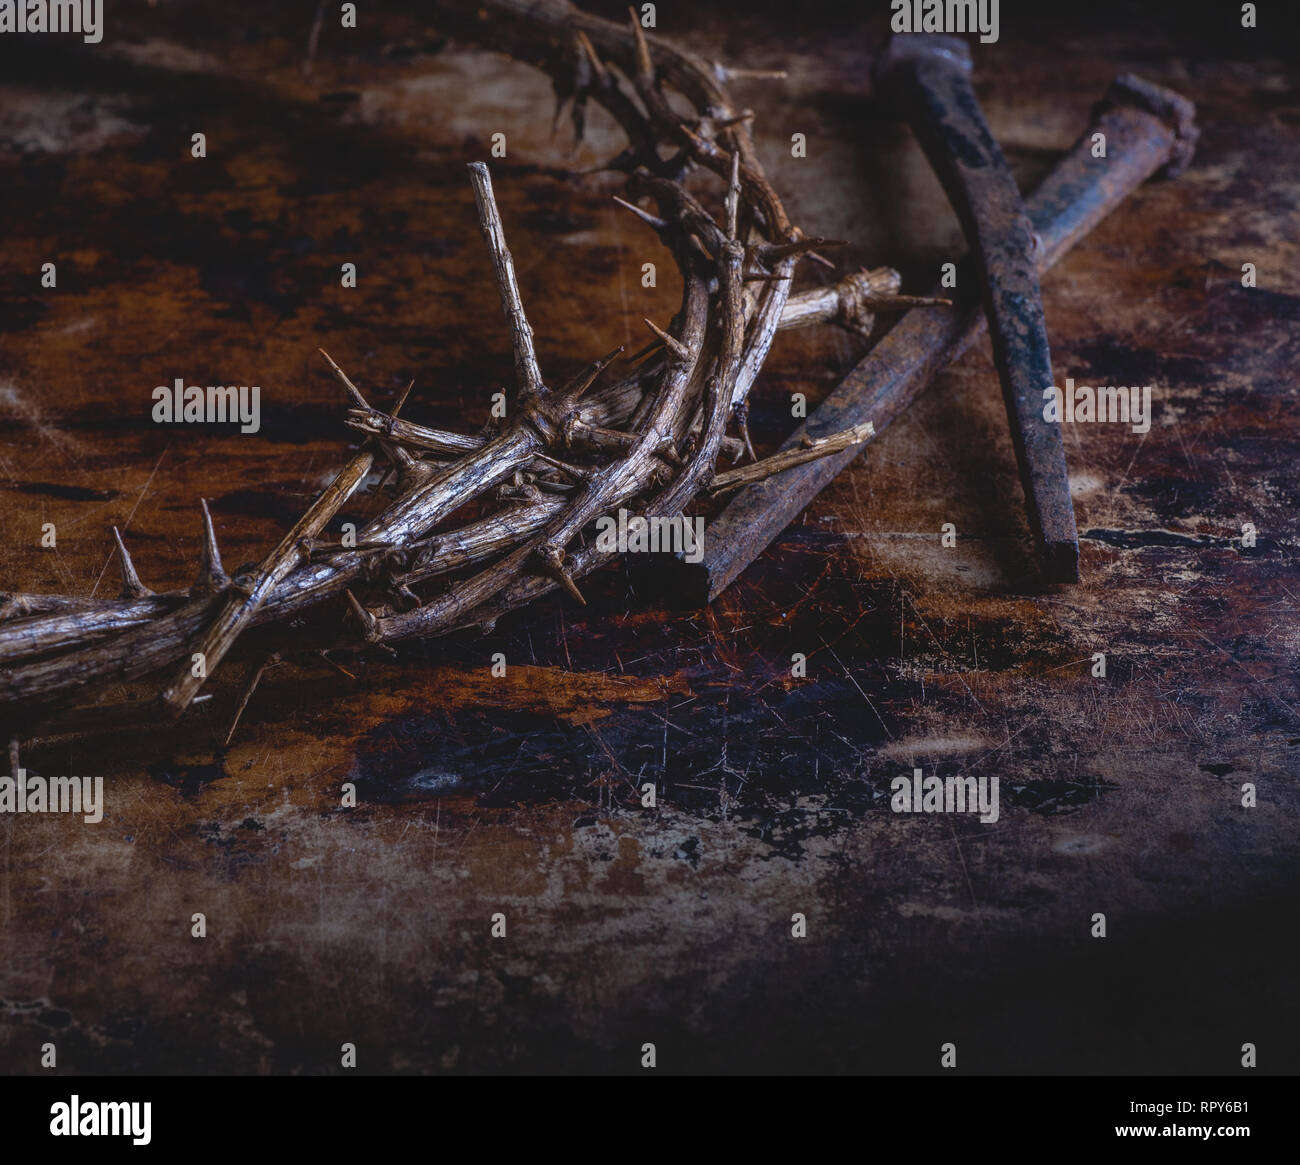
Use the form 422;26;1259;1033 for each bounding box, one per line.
1;1;1297;1073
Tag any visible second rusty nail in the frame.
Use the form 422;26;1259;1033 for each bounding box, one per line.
873;33;1079;583
667;74;1197;604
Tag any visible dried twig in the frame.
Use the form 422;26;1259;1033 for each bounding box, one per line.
467;162;545;402
159;451;373;717
706;421;877;494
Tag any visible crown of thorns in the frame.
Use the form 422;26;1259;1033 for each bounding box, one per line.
1;0;938;747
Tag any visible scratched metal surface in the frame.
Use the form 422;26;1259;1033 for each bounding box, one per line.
0;1;1297;1074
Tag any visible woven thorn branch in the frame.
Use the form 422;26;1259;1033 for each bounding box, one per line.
0;0;945;748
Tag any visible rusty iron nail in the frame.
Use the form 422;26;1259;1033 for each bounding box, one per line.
667;73;1197;605
873;33;1079;582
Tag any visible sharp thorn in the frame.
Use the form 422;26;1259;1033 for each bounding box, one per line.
576;30;609;86
733;403;757;462
318;347;369;408
677;123;712;154
111;527;152;599
560;344;626;399
612;194;667;231
642;318;691;361
538;545;586;606
194;498;228;593
391;378;415;418
345;589;380;641
531;451;590;481
627;6;653;78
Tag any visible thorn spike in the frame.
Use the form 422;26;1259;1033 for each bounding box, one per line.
345;589;380;640
612;195;667;232
318;348;370;408
732;403;757;463
576;30;609;86
627;6;653;78
195;498;228;593
560;344;626;399
689;233;714;261
538;545;586;606
642;318;691;361
391;379;415;418
111;527;152;599
677;123;711;154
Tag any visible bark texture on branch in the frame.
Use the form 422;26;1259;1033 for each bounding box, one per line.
0;0;934;743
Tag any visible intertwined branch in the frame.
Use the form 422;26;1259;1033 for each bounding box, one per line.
0;0;941;746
